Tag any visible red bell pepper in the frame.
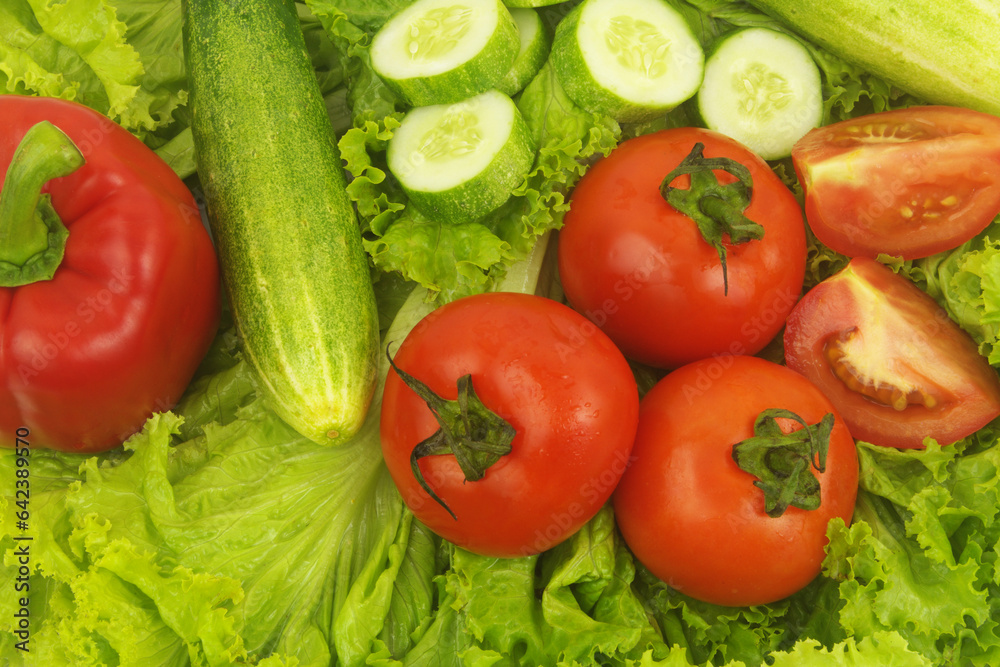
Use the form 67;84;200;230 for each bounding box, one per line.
0;96;220;453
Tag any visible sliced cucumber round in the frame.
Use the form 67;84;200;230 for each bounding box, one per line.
388;89;537;223
550;0;705;122
697;28;823;160
496;8;551;97
371;0;521;106
503;0;569;7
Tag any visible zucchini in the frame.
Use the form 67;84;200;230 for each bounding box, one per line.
744;0;1000;116
550;0;704;122
697;28;822;160
370;0;520;106
183;0;380;445
387;89;536;223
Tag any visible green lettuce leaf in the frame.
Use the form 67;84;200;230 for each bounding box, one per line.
1;0;143;114
102;0;188;139
821;436;1000;666
303;0;413;32
895;219;1000;365
0;0;190;138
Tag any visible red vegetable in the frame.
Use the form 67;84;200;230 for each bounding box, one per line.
558;127;806;370
613;355;858;607
784;257;1000;449
792;105;1000;260
380;292;639;558
0;96;220;453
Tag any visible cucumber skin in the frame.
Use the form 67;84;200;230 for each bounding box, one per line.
745;0;1000;116
496;8;552;97
183;0;380;445
373;0;520;107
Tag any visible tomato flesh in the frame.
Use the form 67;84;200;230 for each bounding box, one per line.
792;105;1000;259
784;257;1000;448
613;356;858;607
380;292;639;558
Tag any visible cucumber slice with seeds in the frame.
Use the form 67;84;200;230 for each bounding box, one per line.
697;28;823;160
503;0;568;7
551;0;704;122
371;0;520;106
388;89;536;223
496;8;551;96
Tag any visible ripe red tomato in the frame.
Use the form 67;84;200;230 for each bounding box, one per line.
558;127;806;369
783;257;1000;449
792;105;1000;260
380;292;639;558
613;355;858;607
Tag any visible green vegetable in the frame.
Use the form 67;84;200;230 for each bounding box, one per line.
550;0;705;122
743;0;1000;116
0;0;187;143
386;89;536;224
9;0;1000;665
0;287;948;665
369;0;520;106
496;7;552;97
183;0;380;445
337;54;620;301
696;27;823;160
504;0;569;7
0;287;437;666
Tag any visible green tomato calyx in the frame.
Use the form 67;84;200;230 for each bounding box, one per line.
731;408;834;518
387;350;515;521
660;142;764;295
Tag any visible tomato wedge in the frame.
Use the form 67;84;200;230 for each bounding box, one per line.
792;106;1000;259
783;257;1000;448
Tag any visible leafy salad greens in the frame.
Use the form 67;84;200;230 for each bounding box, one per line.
3;0;1000;665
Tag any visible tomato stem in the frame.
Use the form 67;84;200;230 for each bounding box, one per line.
660;142;764;295
387;351;516;521
0;121;81;287
731;408;833;517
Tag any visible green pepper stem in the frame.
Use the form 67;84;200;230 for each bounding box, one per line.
0;121;82;286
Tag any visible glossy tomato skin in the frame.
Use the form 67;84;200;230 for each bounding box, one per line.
784;257;1000;449
558;127;806;369
380;292;639;558
613;355;858;607
792;106;1000;259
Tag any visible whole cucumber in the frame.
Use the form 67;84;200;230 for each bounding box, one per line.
183;0;379;444
745;0;1000;116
